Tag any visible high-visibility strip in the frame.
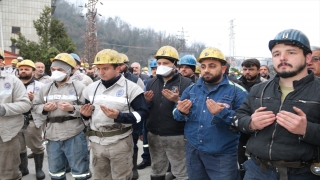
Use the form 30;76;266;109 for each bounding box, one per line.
143;144;149;147
71;172;91;178
49;171;65;177
44;95;78;101
132;111;141;123
0;89;12;95
89;95;127;104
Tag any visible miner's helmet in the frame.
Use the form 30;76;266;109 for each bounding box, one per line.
268;29;312;54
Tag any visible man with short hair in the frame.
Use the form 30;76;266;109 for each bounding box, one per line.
260;65;271;79
179;55;198;83
234;29;320;180
80;49;149;179
17;60;46;179
238;58;266;178
131;62;149;81
34;62;52;84
174;47;247;179
145;45;191;180
0;50;32;180
307;46;320;77
239;58;265;92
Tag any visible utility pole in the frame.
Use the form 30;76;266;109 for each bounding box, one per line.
229;19;235;57
81;0;102;66
177;27;188;52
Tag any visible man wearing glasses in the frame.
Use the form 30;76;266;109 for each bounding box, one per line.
307;46;320;77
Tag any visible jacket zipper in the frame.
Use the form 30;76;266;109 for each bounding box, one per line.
294;100;320;104
159;82;167;107
269;103;281;160
269;89;286;160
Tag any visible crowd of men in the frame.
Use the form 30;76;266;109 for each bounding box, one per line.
0;28;320;180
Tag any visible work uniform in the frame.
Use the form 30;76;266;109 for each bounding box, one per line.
35;74;52;84
71;69;93;86
82;75;149;180
0;71;32;180
33;79;90;180
19;79;46;152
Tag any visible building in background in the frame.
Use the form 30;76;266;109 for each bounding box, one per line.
0;0;56;54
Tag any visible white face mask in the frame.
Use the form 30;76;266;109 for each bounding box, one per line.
50;70;67;82
156;65;173;76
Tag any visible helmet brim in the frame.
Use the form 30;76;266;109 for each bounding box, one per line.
268;40;312;54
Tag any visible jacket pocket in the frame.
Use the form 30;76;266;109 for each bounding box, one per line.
217;95;234;109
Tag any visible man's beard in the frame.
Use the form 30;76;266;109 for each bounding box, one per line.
19;73;33;80
36;72;44;77
202;72;222;84
245;74;258;81
275;62;306;78
87;73;95;80
261;73;267;78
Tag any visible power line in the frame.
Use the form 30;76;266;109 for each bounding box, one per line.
99;43;158;50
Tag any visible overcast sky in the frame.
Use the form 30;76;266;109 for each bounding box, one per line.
72;0;320;58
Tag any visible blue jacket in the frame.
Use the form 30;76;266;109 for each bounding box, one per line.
173;75;248;154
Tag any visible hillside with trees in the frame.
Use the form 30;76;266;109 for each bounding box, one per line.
53;0;206;67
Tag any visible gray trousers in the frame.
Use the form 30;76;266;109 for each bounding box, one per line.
91;135;133;180
0;134;21;180
148;132;188;180
19;120;45;154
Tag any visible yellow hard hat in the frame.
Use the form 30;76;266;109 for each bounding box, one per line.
12;59;18;64
92;65;96;68
154;46;179;61
84;62;89;68
142;67;148;71
80;63;84;67
93;49;121;65
195;65;201;74
52;53;76;69
17;60;36;69
198;47;226;62
119;53;129;63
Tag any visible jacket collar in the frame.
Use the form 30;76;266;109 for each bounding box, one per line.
156;73;180;83
196;74;229;92
239;73;262;84
273;70;315;90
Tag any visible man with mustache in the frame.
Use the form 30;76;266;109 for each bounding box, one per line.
307;46;320;77
34;62;52;84
173;47;247;180
17;60;46;179
238;58;266;179
234;29;320;180
260;65;271;80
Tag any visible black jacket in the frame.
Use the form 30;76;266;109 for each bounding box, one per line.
235;71;320;162
239;74;264;92
146;73;192;135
